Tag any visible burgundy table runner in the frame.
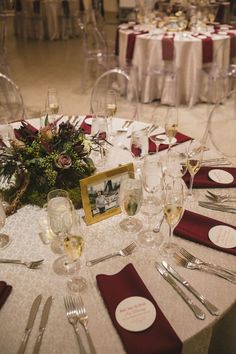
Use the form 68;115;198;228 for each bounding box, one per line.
126;31;148;61
183;166;236;189
96;263;182;354
162;36;174;61
0;281;12;310
174;210;236;256
202;37;213;63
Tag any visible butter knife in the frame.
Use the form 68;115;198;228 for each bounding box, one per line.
155;262;205;320
161;261;219;316
17;294;42;354
33;296;53;354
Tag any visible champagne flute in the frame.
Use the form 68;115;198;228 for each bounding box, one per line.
164;107;178;149
119;177;143;233
130;128;148;177
137;155;163;248
45;88;60;126
186;139;204;199
0;198;10;249
105;90;117;138
161;177;184;256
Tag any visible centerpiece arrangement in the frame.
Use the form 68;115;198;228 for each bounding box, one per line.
0;117;95;215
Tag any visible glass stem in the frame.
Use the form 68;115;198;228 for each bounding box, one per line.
147;213;153;241
168;225;173;247
189;175;194;196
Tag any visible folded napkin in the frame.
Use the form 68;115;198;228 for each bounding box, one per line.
96;263;182;354
174;210;236;256
228;32;236;59
183;166;236;189
126;32;148;61
0;281;12;310
115;28;120;56
162;36;174;61
202;37;213;64
80;116;92;134
148;132;192;154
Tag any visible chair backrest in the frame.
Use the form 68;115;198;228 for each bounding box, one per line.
0;73;25;123
90;67;139;120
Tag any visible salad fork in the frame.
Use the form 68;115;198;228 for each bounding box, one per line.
178;247;236;277
86;242;137;266
173;253;236;283
76;296;97;354
0;258;44;269
64;296;87;354
206;191;236;203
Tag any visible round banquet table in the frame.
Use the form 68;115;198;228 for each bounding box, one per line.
118;27;236;107
0;116;235;354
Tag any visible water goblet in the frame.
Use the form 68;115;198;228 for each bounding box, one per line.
91;114;109;170
119;177;143;233
163;145;188;179
130;128;148;177
186;139;204;200
0;198;11;249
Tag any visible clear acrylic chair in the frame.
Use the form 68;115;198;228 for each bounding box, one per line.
90;67;139;121
0;73;25;123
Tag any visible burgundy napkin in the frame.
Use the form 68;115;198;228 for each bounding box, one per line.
96;263;182;354
0;281;12;310
148;132;192;154
80;116;92;134
174;210;236;256
115;28;120;56
202;37;213;64
183;166;236;189
162;36;174;61
228;32;236;59
126;32;148;61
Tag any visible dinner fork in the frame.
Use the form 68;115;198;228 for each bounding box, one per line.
173;253;236;283
178;247;236;277
206;191;236;203
0;258;44;269
76;296;97;354
86;242;137;266
64;296;87;354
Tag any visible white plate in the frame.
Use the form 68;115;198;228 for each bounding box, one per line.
209;225;236;248
208;169;234;184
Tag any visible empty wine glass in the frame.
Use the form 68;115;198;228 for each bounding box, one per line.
130;128;148;176
186;139;204;200
163;145;188;179
119;177;143;233
164;107;178;149
0;198;10;249
160;177;185;256
137;155;163;248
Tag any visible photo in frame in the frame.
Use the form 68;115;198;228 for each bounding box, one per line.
80;163;134;225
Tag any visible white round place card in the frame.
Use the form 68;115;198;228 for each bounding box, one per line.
157;134;177;145
208;225;236;249
115;296;156;332
208;169;234;184
84;117;92;125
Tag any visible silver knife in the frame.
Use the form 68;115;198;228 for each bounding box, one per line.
17;294;42;354
161;261;219;316
155;262;205;320
199;201;236;214
33;296;53;354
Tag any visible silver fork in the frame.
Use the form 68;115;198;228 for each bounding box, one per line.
178;247;236;277
173;253;236;283
86;242;137;266
64;296;87;354
0;258;44;269
206;191;236;203
76;296;97;354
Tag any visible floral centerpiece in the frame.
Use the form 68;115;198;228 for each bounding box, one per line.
0;118;95;215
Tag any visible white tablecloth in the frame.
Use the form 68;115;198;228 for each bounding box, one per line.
0;117;235;354
119;29;235;106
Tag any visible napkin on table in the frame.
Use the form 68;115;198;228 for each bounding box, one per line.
96;263;182;354
183;166;236;188
126;31;148;61
148;132;192;154
162;35;174;61
0;281;12;310
202;37;213;64
174;210;236;256
80;116;92;135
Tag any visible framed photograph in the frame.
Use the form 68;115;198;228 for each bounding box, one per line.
80;163;134;225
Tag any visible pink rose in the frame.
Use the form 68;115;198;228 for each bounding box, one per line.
55;153;72;169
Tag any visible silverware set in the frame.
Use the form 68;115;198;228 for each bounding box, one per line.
201;157;230;166
205;190;236;203
64;295;97;354
199;201;236;214
17;294;52;354
0;258;44;269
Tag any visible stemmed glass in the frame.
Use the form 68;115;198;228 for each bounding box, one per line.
186;139;204;199
119;177;143;233
45;88;60;126
164;107;178;149
130;128;148;177
137;155;163;248
105;90;117;138
163;145;188;179
160;177;185;256
0;198;10;249
91;114;109;170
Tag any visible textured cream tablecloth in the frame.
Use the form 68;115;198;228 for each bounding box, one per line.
0;117;235;354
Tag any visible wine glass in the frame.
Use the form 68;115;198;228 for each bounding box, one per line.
164;107;178;149
105;90;117;138
163;145;188;179
130;128;148;177
0;198;10;249
160;177;185;256
45;88;60;125
119;177;143;233
0;124;14;146
186;139;204;199
137;154;163;248
91;114;109;170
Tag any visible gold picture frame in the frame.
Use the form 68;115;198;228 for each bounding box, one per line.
80;163;134;225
